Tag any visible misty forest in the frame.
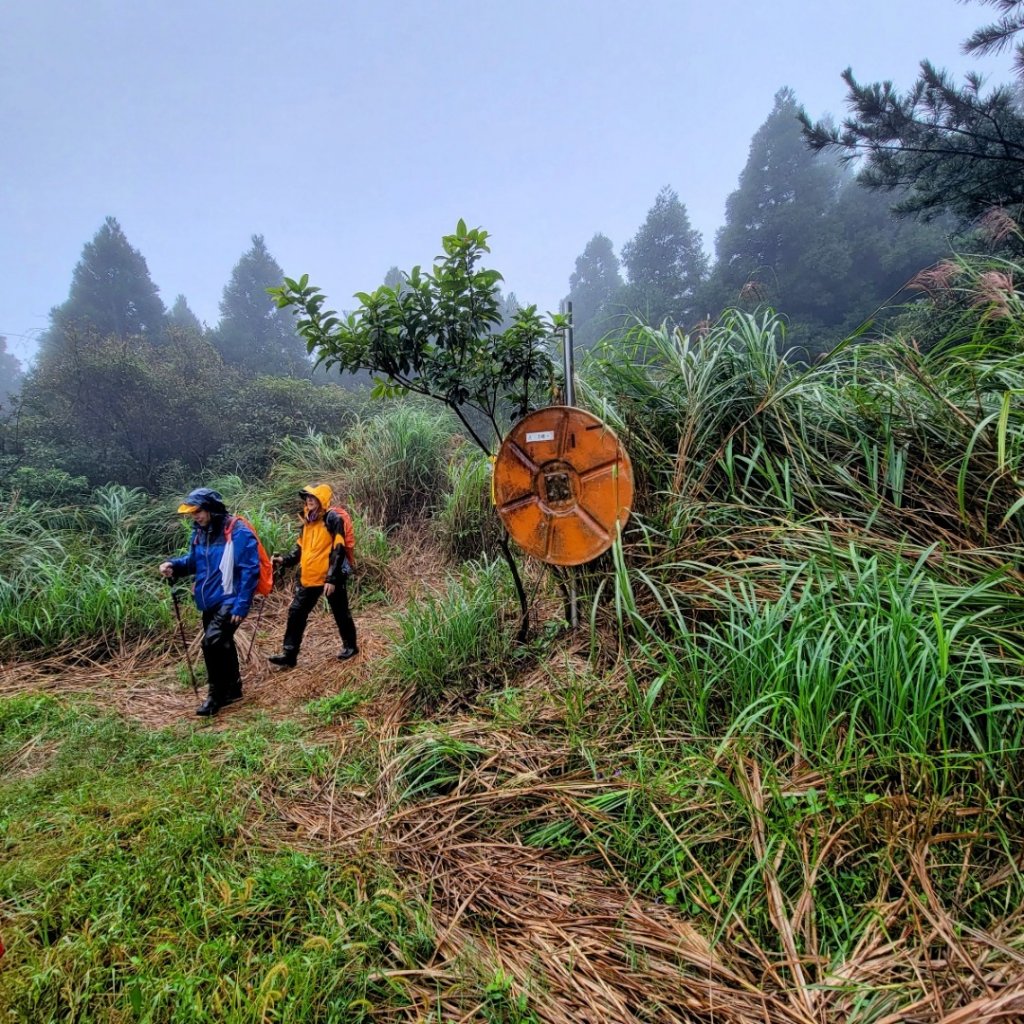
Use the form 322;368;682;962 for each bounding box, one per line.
5;5;1024;1022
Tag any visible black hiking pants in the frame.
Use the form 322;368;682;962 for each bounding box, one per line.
201;603;243;702
283;580;357;657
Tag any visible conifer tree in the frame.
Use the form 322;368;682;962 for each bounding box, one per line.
213;235;309;377
40;217;167;359
383;266;405;291
707;88;950;355
712;89;843;312
0;337;22;402
620;187;708;328
168;294;204;336
566;233;624;348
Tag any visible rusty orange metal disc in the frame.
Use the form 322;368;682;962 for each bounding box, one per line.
493;406;634;566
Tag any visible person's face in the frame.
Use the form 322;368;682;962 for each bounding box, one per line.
190;508;211;528
304;495;322;517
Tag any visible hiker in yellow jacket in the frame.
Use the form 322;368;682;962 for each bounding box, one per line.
268;484;358;667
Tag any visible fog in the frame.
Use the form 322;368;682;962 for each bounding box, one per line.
0;0;1010;365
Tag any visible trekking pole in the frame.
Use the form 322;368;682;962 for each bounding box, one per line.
167;579;199;696
245;596;266;660
246;556;281;660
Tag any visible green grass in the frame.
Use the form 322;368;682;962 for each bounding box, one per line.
0;697;433;1024
383;558;519;706
305;689;370;724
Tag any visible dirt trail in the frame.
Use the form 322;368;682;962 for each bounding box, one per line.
0;591;385;729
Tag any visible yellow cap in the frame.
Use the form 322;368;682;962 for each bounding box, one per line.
177;503;200;514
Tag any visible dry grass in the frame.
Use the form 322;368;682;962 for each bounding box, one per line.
5;568;1024;1022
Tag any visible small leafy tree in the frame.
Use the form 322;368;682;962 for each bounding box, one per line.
270;221;562;635
271;222;558;453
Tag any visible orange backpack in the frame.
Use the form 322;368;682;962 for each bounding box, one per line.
224;515;274;596
327;505;356;568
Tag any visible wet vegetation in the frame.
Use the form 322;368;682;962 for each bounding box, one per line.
4;238;1024;1020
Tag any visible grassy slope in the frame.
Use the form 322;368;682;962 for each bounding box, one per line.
3;546;1023;1024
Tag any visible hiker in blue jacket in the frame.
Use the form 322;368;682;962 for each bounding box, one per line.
159;487;260;716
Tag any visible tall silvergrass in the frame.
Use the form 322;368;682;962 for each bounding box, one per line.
268;431;352;498
434;444;503;562
343;404;458;524
0;490;176;655
578;306;1024;791
0;558;171;654
384;559;517;706
88;484;169;553
613;540;1024;786
580;306;1024;550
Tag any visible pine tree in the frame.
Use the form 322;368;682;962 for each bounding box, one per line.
168;294;204;336
40;217;167;359
620;187;708;328
566;233;624;348
213;235;310;377
800;2;1024;225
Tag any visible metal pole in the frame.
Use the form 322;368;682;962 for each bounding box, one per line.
562;300;576;407
560;300;578;628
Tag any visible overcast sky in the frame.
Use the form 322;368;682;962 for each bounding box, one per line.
1;0;1011;366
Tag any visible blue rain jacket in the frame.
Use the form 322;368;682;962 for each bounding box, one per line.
169;514;260;618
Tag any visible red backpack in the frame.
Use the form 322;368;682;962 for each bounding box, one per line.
224;515;274;596
326;505;356;568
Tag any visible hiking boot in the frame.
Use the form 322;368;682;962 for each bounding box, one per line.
337;646;359;661
268;653;296;668
196;698;218;717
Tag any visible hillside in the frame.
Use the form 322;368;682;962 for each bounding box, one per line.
5;301;1024;1022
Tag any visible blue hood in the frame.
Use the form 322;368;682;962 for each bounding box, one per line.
181;488;228;516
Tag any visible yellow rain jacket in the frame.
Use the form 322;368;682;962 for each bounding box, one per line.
290;483;346;587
